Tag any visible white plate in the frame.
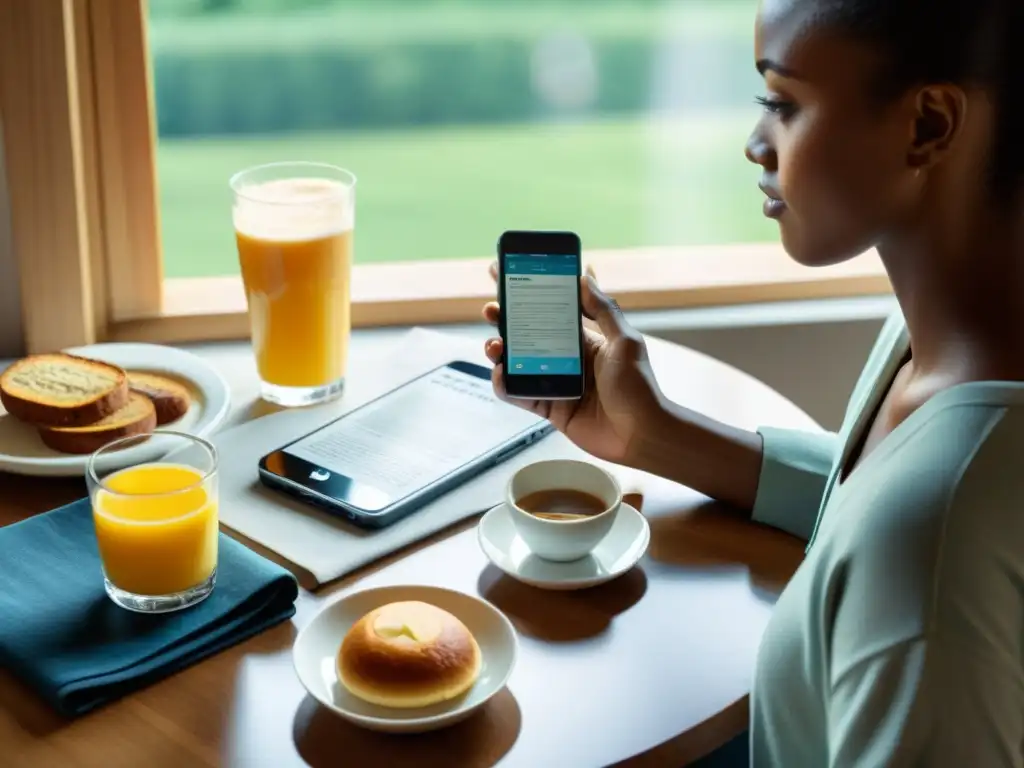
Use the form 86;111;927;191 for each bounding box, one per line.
0;343;232;477
477;501;650;591
293;584;518;734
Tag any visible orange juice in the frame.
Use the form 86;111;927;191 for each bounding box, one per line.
93;463;218;596
233;176;353;389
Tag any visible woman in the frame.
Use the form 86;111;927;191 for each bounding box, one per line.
484;0;1024;765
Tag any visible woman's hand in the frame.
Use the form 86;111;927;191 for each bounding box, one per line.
482;262;765;510
482;264;663;465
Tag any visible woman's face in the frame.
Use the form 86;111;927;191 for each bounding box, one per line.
746;0;921;266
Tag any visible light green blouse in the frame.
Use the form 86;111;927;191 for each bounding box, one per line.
749;311;1024;767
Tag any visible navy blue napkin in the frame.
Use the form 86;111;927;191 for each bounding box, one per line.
0;497;299;717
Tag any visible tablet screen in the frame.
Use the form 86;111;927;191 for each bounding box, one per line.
281;362;547;507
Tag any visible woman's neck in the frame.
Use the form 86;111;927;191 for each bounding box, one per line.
879;205;1024;384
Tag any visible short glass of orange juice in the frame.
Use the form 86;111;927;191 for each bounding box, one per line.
230;161;356;408
86;432;219;614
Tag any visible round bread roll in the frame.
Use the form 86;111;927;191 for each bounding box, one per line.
337;601;482;708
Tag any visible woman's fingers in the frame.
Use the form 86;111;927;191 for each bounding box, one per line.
490;358;507;397
581;274;635;341
582;325;604;350
485;337;503;364
482;301;500;326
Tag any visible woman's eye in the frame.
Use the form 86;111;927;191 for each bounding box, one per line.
755;95;795;118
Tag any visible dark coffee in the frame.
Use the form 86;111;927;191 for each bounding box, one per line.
516;489;608;521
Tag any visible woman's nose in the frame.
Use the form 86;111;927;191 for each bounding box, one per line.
745;129;775;170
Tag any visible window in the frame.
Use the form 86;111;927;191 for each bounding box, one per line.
0;0;889;354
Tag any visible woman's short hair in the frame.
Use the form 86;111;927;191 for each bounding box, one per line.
821;0;1024;198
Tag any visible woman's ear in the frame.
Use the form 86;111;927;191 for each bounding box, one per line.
908;84;968;170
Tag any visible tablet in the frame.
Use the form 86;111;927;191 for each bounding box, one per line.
258;360;553;528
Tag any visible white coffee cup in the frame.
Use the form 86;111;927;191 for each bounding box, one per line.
506;459;622;562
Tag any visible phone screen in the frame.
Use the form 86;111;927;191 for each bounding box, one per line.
504;252;583;381
267;362;547;512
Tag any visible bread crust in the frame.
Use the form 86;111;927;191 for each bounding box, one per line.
128;372;191;425
338;601;482;708
0;353;129;428
38;392;157;455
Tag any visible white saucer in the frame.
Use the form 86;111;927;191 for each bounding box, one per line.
292;584;518;734
0;342;232;477
477;501;650;591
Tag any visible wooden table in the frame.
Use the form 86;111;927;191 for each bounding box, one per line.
0;328;815;767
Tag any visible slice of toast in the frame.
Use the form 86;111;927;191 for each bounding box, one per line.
128;372;191;425
0;353;129;428
38;391;157;455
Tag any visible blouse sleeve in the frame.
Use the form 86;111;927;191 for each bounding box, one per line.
750;426;838;540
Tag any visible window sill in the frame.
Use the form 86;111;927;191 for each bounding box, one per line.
109;244;891;343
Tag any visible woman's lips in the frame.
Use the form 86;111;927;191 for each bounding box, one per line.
762;197;787;218
759;182;786;218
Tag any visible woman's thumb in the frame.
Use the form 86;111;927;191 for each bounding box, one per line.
581;275;627;340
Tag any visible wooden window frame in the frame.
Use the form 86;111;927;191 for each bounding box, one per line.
0;0;892;354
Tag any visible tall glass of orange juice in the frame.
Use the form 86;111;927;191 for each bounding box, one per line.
86;432;219;613
230;161;356;407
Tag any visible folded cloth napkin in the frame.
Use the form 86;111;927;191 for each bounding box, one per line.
0;497;299;717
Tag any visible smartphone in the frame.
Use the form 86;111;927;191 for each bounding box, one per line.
497;230;585;400
257;361;553;529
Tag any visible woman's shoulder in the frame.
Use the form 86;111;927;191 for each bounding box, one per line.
856;388;1024;537
857;391;1024;587
938;394;1024;539
822;396;1024;676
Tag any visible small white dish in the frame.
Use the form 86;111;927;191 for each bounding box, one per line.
478;501;650;591
0;342;232;477
293;584;518;734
